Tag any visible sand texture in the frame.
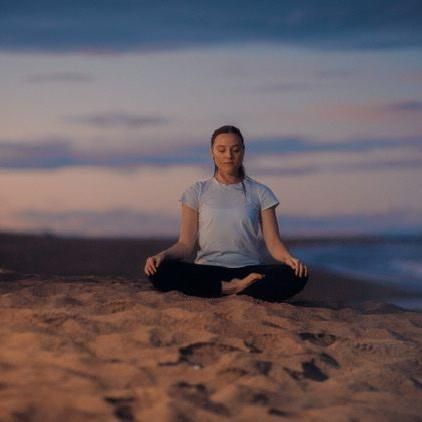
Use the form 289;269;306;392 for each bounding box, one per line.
0;268;421;422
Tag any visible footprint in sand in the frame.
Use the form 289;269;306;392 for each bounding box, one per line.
178;342;242;367
243;339;263;354
236;385;271;405
168;381;230;417
216;359;272;384
216;367;249;383
104;396;134;422
284;359;329;382
148;327;187;347
254;360;272;376
261;320;283;329
319;352;340;368
268;408;295;418
298;332;337;346
351;340;417;358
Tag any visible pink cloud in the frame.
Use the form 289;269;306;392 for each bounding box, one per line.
308;100;422;124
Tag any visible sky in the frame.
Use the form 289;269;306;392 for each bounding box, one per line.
1;1;422;238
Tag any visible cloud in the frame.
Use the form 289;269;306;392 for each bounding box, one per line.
309;100;422;124
0;137;209;169
244;136;422;155
0;139;75;169
1;1;421;53
331;158;422;171
314;69;354;79
25;72;93;83
250;158;422;177
0;135;420;170
247;165;318;177
384;101;422;112
254;82;316;93
65;112;168;129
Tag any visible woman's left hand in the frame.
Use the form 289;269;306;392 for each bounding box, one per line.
284;255;308;278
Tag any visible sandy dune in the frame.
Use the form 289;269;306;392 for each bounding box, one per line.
0;268;421;421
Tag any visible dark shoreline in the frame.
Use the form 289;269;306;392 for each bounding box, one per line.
1;232;420;312
1;230;421;243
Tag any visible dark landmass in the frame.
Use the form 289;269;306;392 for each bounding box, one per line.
0;232;420;307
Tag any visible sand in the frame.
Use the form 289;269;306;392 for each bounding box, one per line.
0;268;421;422
0;234;421;421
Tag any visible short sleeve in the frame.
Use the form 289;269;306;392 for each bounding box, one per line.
179;182;200;211
258;184;279;211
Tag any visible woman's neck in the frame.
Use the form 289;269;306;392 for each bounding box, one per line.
214;171;242;185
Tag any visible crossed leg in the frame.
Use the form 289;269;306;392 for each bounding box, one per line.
147;260;309;301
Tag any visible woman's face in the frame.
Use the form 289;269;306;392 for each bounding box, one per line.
211;133;244;174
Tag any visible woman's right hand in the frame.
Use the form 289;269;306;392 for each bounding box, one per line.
144;252;166;276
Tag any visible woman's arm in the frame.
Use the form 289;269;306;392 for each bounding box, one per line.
260;206;308;278
162;204;198;260
144;204;198;275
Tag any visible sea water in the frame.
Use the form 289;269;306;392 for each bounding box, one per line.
291;236;422;311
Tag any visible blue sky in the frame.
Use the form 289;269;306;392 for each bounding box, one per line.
1;1;421;237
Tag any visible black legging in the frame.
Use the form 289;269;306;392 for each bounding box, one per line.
147;259;309;302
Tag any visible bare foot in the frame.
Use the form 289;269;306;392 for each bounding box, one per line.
221;272;265;295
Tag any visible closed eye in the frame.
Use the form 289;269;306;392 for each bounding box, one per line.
217;148;241;152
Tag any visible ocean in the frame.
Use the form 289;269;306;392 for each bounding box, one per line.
290;236;422;311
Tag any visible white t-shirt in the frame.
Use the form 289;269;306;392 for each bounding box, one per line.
179;175;279;268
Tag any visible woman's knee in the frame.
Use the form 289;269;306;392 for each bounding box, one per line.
271;273;308;301
242;265;309;301
286;263;309;294
147;259;181;291
290;273;308;295
278;264;309;285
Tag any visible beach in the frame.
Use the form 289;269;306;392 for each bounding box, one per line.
0;234;421;421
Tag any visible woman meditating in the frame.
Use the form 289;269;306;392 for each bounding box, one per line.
144;125;309;301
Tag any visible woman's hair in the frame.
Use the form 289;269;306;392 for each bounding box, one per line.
210;125;247;196
211;125;246;179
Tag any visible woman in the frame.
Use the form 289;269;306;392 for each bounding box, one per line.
144;125;309;301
